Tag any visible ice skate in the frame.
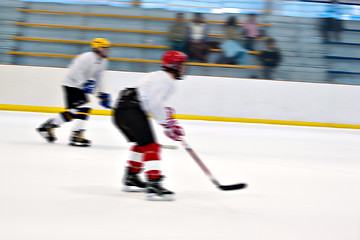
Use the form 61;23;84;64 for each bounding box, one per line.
122;167;146;192
36;119;58;143
146;176;175;201
69;130;91;147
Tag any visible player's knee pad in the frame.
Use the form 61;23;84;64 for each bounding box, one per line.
141;143;161;161
60;111;75;122
75;107;91;120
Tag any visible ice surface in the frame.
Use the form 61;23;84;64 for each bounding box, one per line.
0;111;359;240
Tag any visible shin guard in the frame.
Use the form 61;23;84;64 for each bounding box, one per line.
142;143;161;180
127;145;144;174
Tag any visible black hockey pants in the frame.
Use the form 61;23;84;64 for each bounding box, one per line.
112;88;156;146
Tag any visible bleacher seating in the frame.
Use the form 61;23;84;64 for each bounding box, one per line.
1;0;359;84
4;3;272;79
17;9;273;26
10;36;261;54
323;20;360;84
0;0;22;63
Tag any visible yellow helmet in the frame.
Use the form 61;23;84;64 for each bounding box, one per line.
91;38;111;48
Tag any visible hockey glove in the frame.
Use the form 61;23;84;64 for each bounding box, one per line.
83;80;95;94
161;107;185;141
98;93;112;109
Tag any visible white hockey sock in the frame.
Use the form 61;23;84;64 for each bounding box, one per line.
72;119;87;132
52;115;66;126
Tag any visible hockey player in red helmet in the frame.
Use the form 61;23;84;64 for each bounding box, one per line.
112;50;187;201
162;50;187;80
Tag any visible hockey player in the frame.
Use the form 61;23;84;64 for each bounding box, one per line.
113;50;187;201
36;38;112;147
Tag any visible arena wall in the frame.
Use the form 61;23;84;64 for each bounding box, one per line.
1;64;360;128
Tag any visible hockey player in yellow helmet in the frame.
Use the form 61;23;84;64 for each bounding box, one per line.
91;38;111;58
36;38;112;147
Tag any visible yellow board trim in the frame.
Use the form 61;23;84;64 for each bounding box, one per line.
1;104;359;130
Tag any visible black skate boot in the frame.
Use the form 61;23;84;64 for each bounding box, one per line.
146;176;175;201
36;119;58;143
122;167;146;192
69;130;91;147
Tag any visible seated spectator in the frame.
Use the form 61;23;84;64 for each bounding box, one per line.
218;16;248;65
258;38;282;80
186;13;210;63
319;0;343;42
167;13;187;52
242;14;261;51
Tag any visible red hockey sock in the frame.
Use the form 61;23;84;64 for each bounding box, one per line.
127;145;144;174
142;143;162;180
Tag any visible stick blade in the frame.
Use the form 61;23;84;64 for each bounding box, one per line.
218;183;247;191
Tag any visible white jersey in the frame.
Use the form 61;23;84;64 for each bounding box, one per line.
62;51;108;93
136;70;175;125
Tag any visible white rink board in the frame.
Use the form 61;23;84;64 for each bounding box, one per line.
1;64;360;125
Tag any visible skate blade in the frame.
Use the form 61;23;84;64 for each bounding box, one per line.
69;142;91;147
146;193;175;201
122;186;145;192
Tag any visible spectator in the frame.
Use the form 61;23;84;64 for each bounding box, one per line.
167;13;187;52
242;14;261;51
320;0;343;42
218;16;248;65
186;13;210;62
258;38;282;80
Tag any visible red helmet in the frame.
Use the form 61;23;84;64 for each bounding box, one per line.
162;51;187;68
162;51;187;79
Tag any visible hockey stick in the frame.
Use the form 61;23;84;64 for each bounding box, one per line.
181;140;247;191
160;144;178;150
